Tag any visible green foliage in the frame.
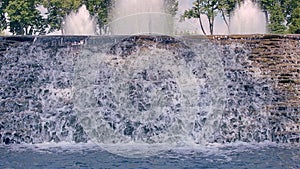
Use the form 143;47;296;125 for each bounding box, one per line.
183;0;299;35
0;0;298;35
5;0;46;35
182;0;206;35
0;0;179;36
42;0;177;34
182;0;221;35
268;3;286;33
219;0;239;15
42;0;82;33
217;0;238;29
259;0;299;34
288;3;300;34
281;0;298;25
0;0;9;31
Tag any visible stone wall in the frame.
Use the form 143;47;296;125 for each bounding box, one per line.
0;35;299;144
209;35;300;143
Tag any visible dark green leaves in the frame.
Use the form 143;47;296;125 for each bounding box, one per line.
0;0;9;32
5;0;46;35
288;3;300;34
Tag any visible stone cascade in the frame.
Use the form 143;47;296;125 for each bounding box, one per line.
0;35;299;144
0;36;89;144
209;35;300;143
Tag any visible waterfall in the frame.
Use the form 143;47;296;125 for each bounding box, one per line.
1;35;299;157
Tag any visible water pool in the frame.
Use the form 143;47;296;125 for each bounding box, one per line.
1;143;299;169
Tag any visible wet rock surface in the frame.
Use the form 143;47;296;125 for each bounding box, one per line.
209;35;300;143
0;37;88;144
108;35;195;61
0;35;299;144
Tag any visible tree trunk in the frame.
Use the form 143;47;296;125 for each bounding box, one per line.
198;15;207;35
208;8;214;35
197;0;207;35
221;9;229;31
208;17;213;35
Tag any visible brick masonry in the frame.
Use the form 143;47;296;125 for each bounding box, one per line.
209;35;300;142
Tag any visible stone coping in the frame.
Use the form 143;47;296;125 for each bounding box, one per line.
1;34;300;42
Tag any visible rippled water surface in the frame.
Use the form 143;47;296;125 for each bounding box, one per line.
1;143;299;169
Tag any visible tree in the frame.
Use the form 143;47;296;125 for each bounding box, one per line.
43;0;113;35
259;0;300;34
182;0;219;35
217;0;238;30
0;0;9;32
182;0;299;35
280;0;298;25
5;0;46;35
288;3;300;34
42;0;82;34
3;0;179;35
182;0;206;35
268;2;286;33
83;0;178;35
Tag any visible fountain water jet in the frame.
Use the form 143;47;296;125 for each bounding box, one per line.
109;0;174;35
229;0;267;34
63;5;97;35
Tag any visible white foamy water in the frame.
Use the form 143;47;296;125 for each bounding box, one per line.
229;0;267;34
63;5;97;35
109;0;173;35
73;37;226;157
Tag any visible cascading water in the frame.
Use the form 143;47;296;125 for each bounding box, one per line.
229;0;267;34
0;35;299;158
1;1;300;166
109;0;174;35
0;1;299;157
63;5;97;35
0;36;227;156
73;36;226;156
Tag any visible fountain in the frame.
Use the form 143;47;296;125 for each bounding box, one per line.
229;0;267;34
63;5;97;35
109;0;174;35
0;0;299;163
